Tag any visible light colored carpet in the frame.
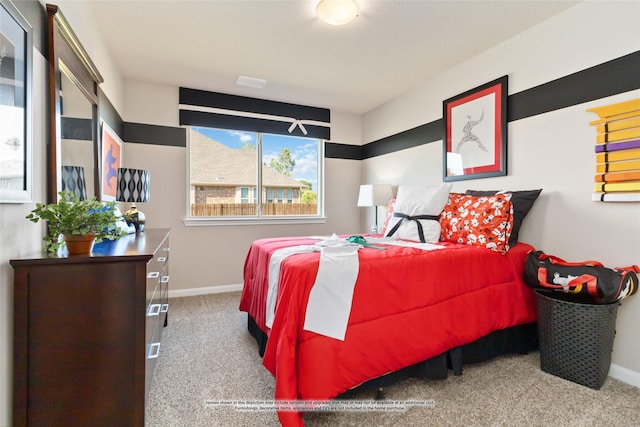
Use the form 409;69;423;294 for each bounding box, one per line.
145;292;640;426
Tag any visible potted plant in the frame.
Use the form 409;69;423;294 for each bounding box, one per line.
27;191;126;254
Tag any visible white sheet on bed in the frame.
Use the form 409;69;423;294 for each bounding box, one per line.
265;234;361;330
265;234;444;340
303;245;360;340
265;245;319;329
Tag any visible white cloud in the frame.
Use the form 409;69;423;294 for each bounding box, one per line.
293;152;317;175
227;130;254;143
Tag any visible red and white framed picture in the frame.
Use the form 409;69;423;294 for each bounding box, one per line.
443;76;508;182
100;121;122;201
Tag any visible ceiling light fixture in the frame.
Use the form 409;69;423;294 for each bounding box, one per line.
316;0;359;26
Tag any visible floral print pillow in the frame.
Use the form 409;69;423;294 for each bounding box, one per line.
439;193;514;254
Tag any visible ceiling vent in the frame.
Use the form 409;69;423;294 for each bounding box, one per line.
235;75;267;89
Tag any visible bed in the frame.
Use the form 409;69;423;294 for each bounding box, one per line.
239;186;542;427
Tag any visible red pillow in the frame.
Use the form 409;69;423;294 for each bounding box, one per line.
439;193;513;254
379;197;396;235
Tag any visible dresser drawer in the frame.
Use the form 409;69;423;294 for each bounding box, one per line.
144;234;169;405
158;237;170;327
145;286;162;347
144;315;162;405
146;262;166;309
160;274;169;327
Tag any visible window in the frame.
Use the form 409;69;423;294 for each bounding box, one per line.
240;187;256;204
188;127;322;218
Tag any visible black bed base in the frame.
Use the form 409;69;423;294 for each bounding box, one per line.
246;315;538;397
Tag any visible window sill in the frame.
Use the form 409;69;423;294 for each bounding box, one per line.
183;216;327;227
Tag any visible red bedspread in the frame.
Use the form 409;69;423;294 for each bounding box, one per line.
239;237;537;426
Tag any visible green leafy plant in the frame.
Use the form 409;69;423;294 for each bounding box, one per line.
26;191;126;254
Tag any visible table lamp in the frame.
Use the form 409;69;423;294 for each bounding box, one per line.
61;165;87;200
116;168;150;232
357;184;393;234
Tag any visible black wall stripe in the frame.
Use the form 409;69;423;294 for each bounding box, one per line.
363;50;640;160
362;119;442;159
508;51;640;121
61;117;92;140
120;50;640;162
98;88;124;138
325;142;362;160
124;122;186;147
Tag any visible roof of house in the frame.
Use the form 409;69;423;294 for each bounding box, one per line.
190;130;304;188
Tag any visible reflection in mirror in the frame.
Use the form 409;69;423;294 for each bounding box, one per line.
47;3;103;203
0;0;32;203
59;66;94;199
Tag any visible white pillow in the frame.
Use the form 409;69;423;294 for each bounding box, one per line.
384;183;452;242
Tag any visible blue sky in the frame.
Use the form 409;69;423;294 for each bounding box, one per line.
193;127;319;191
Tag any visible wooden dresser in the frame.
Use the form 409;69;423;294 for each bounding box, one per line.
10;228;170;426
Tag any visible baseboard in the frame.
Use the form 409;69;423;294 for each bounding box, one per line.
168;283;243;298
609;363;640;388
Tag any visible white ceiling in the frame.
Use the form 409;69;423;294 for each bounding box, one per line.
89;0;580;115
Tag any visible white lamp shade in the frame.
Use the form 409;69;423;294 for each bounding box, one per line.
357;184;393;207
316;0;359;26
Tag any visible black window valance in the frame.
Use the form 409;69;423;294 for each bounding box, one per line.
179;87;331;140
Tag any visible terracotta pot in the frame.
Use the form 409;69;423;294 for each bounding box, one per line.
63;234;96;255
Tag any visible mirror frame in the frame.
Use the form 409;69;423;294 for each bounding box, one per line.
46;3;103;203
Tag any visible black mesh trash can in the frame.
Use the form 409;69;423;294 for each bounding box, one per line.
534;290;619;390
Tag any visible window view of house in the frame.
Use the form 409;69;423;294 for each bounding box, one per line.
189;127;321;217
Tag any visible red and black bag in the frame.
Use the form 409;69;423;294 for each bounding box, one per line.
523;250;639;304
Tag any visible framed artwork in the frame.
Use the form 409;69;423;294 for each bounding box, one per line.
100;121;122;201
443;76;508;182
0;0;32;203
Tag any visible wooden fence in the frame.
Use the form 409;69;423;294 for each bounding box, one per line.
191;203;318;217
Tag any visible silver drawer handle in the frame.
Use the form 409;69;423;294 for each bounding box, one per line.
157;257;166;262
163;247;170;252
148;342;161;359
147;304;161;316
147;271;160;279
161;275;170;283
161;304;169;313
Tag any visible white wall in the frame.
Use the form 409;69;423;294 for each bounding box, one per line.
50;0;125;112
0;49;47;427
361;1;640;380
122;80;363;292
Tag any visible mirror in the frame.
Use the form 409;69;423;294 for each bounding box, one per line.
47;4;103;203
59;66;95;198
